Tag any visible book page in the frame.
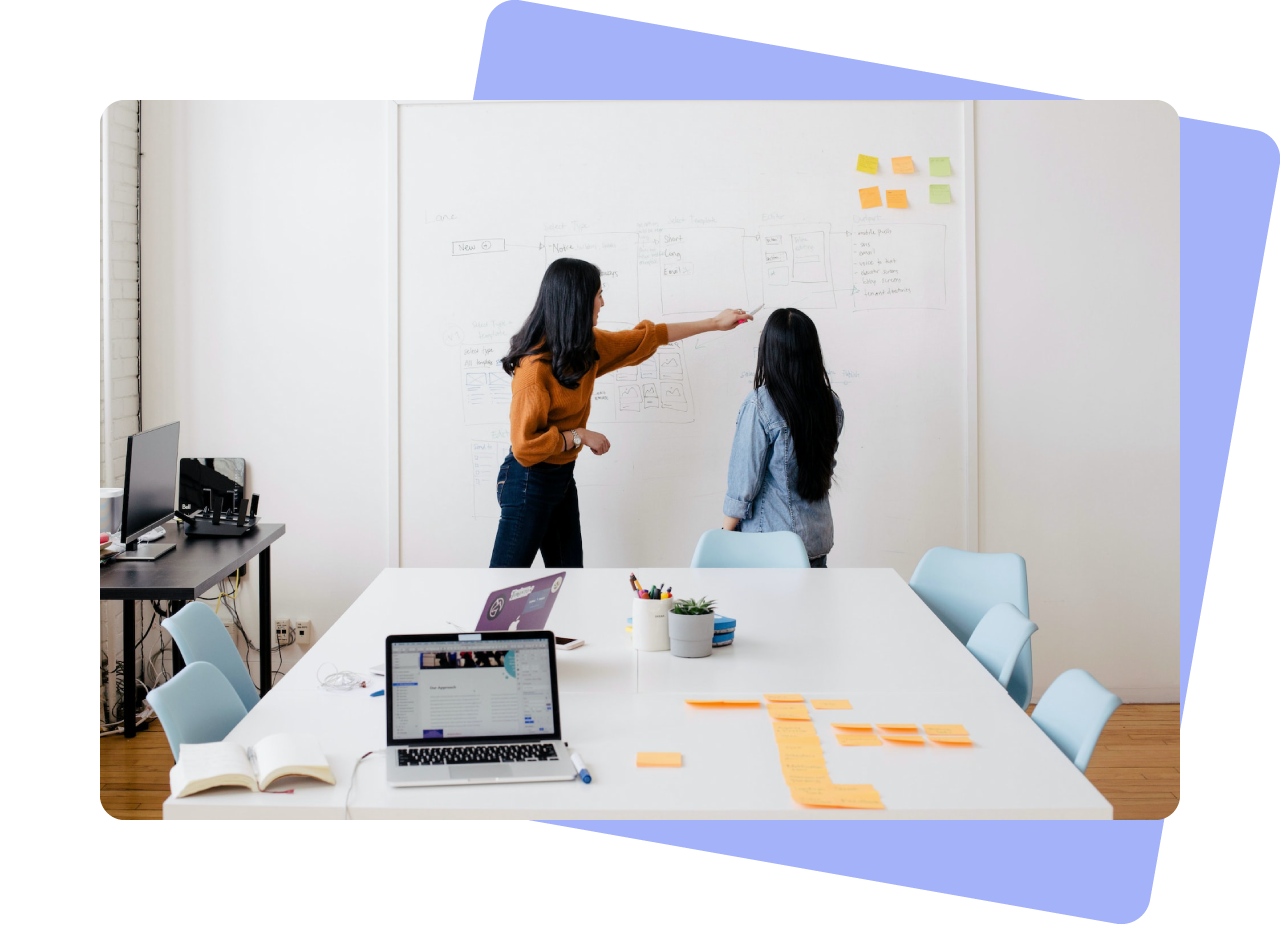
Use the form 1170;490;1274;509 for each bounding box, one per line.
250;732;334;789
170;741;255;797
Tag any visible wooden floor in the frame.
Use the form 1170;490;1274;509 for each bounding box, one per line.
102;704;1179;820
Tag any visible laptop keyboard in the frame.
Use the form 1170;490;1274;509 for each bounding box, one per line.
397;743;559;766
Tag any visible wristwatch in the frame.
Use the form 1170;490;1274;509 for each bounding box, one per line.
569;429;582;448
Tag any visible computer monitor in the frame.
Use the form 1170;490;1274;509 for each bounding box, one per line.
117;421;180;561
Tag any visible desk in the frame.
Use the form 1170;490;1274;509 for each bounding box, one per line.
100;521;285;737
164;568;1111;819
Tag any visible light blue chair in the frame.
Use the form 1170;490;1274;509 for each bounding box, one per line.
966;603;1039;693
909;546;1034;708
1032;669;1122;773
144;661;249;760
161;600;259;712
690;529;811;568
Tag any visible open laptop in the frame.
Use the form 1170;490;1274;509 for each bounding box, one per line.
385;630;577;787
476;572;566;631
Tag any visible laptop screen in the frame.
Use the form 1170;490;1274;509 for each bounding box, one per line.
388;635;558;743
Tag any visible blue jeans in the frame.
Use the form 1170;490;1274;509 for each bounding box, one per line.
489;452;583;568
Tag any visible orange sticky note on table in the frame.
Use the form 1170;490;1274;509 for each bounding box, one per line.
685;698;759;707
886;189;908;209
636;752;682;767
859;186;882;209
836;734;883;747
768;703;811;720
923;725;968;737
928;735;973;746
891;156;914;174
832;722;873;732
764;694;804;703
882;734;925;745
810;699;852;710
774;723;819;740
876;723;918;732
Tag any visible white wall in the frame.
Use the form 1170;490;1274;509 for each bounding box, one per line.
138;101;1179;702
140;101;392;651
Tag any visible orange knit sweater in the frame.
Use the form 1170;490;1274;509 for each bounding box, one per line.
509;321;669;466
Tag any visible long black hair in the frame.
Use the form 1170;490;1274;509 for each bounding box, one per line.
501;257;601;389
753;308;839;502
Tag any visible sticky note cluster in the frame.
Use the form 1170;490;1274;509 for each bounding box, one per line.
828;722;974;747
771;716;884;810
854;154;954;208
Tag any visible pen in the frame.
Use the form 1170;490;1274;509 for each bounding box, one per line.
570;752;592;783
736;304;765;324
370;689;384;697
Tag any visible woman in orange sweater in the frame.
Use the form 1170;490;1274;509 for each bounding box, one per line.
491;257;752;567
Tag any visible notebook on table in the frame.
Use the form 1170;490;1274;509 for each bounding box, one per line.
384;630;576;787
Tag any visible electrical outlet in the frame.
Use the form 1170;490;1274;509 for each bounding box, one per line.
275;620;291;647
295;620;312;645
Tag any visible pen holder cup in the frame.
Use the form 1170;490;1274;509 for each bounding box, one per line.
669;610;716;658
631;597;674;652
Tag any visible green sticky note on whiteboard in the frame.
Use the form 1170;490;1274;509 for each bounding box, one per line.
929;184;952;204
929;157;952;176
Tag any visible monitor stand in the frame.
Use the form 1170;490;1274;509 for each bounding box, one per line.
116;540;176;561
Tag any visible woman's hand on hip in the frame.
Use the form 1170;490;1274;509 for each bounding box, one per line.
580;429;611;455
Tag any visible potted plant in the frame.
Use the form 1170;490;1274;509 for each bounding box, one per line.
669;597;717;658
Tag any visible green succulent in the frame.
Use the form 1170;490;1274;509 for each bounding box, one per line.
671;596;716;615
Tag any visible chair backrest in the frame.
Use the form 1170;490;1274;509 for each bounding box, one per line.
162;600;259;711
1031;668;1122;773
144;661;249;761
966;603;1039;690
689;530;811;568
909;546;1034;708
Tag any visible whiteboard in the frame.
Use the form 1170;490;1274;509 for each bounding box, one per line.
396;101;974;571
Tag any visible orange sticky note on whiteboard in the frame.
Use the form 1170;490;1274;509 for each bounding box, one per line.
928;735;973;746
876;723;918;732
768;703;811;721
810;699;852;710
891;156;914;174
882;735;925;745
859;186;882;209
923;725;969;737
636;752;682;767
886;189;908;209
832;723;873;732
764;694;804;703
836;734;883;747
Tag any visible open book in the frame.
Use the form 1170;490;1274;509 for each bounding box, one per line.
170;733;335;798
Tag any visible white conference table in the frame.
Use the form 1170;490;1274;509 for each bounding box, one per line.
165;568;1112;820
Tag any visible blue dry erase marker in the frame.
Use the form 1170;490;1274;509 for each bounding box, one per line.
570;752;591;783
370;689;384;697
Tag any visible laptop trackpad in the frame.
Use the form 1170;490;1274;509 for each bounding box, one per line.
450;764;513;780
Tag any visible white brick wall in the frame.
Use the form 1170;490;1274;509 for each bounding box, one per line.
101;101;144;725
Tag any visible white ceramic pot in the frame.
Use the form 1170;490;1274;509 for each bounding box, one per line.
669;610;715;658
631;597;674;651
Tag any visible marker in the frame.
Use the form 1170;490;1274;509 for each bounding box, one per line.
736;304;765;325
370;689;384;697
571;752;592;783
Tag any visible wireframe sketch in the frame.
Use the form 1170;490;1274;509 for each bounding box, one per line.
471;440;511;518
846;224;947;310
657;227;750;315
544;232;640;323
759;223;836;309
595;344;695;423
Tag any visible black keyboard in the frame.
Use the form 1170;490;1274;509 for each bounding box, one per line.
397;743;559;767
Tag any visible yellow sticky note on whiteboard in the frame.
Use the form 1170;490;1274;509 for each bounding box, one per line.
856;153;879;174
859;186;883;209
923;725;969;737
891;156;914;174
810;699;852;710
636;752;682;767
836;734;883;746
886;189;908;209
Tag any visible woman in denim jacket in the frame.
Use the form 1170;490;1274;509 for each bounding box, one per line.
722;308;843;566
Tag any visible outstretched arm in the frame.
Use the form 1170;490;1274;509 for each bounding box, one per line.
666;309;751;342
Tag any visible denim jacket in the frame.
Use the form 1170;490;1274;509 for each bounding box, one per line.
723;386;843;558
